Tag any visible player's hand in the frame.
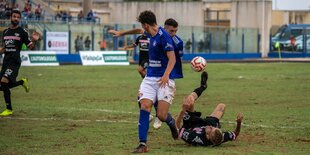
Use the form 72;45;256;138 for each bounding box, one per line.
108;30;122;37
31;31;40;41
158;74;169;88
182;100;190;111
185;95;195;107
236;113;244;123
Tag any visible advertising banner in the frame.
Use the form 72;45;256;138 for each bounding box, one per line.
46;32;69;54
21;51;59;66
80;51;129;66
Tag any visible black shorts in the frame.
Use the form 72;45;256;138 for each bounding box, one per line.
139;57;148;69
182;111;221;129
0;64;20;83
204;116;221;128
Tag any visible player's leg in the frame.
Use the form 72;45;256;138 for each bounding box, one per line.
137;58;147;79
184;71;208;112
0;78;29;92
0;76;13;116
157;79;178;139
153;101;162;129
192;71;208;98
133;78;156;153
137;66;146;79
210;103;226;120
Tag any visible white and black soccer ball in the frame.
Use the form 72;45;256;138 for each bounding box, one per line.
190;56;207;72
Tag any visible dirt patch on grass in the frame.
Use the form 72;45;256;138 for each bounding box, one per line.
295;138;310;143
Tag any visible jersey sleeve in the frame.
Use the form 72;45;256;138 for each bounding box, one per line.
134;36;140;46
161;35;174;52
22;28;32;47
222;131;237;143
178;40;184;57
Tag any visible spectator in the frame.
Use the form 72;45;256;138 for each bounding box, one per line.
68;12;72;22
77;10;83;23
290;35;296;51
84;36;91;51
87;10;93;22
55;5;61;20
35;4;42;20
198;39;204;52
32;30;42;50
78;36;84;52
185;39;192;52
98;40;107;51
74;35;79;53
13;3;19;11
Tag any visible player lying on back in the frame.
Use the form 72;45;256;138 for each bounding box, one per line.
175;71;244;146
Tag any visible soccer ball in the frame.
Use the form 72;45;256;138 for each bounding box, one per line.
190;56;207;72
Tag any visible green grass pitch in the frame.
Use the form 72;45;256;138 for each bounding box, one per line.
0;63;309;154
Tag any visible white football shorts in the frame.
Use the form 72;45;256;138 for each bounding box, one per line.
138;77;176;104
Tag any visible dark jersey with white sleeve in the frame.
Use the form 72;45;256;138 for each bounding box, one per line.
134;34;149;67
179;111;237;146
179;126;237;146
2;26;32;66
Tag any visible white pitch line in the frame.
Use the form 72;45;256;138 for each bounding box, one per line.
226;121;307;129
0;116;136;124
21;106;139;115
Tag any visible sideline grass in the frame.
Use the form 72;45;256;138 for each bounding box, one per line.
0;63;309;154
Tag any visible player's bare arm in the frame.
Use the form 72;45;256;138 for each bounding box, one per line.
0;47;5;54
108;28;144;37
233;113;244;138
158;51;175;87
124;44;136;50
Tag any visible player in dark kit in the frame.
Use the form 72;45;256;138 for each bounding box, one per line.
175;71;244;146
124;34;149;78
0;10;38;116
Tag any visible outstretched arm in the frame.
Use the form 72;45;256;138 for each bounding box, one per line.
108;28;144;37
233;113;244;138
222;113;244;143
124;44;136;50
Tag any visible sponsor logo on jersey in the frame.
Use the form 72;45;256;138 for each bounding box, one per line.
4;69;13;76
192;136;204;144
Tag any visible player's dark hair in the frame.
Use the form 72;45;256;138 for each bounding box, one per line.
164;18;178;28
137;10;157;26
11;9;21;17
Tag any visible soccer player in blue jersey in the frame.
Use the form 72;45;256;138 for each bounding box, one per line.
133;10;179;153
175;71;244;147
109;18;184;130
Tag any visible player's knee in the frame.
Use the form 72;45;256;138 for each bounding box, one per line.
140;101;152;112
217;103;226;111
137;67;144;72
157;112;167;122
1;77;9;83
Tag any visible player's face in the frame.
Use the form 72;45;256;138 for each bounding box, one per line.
141;23;150;33
11;13;21;26
164;25;178;37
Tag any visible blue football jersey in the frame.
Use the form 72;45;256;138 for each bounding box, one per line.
146;27;175;78
171;35;183;79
